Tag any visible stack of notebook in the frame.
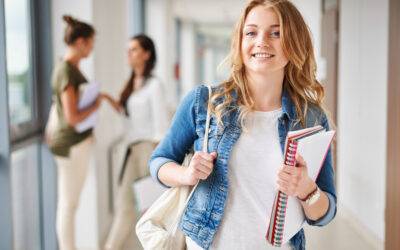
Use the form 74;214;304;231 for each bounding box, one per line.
266;125;335;246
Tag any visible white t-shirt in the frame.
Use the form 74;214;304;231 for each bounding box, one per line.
186;108;292;250
125;76;168;143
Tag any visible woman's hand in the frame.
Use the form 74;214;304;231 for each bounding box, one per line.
181;151;217;186
93;94;103;109
62;84;103;126
277;154;316;199
101;93;124;113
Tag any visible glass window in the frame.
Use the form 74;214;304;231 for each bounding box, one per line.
5;0;33;125
1;0;54;248
11;143;42;250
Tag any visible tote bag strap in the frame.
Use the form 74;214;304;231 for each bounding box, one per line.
188;84;212;199
202;85;212;153
170;85;213;234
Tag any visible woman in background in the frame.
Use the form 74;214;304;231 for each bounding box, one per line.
103;34;169;250
48;15;102;250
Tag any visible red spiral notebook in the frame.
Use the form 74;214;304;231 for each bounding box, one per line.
266;125;335;246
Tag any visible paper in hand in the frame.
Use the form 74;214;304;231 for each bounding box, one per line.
75;81;100;132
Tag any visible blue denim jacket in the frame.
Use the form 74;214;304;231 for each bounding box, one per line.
149;85;337;250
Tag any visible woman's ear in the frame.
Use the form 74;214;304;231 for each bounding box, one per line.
73;37;86;53
74;37;85;47
144;51;151;61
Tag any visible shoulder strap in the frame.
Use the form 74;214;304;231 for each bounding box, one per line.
185;85;212;203
170;85;213;234
202;85;212;152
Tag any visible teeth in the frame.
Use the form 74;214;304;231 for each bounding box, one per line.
253;53;273;58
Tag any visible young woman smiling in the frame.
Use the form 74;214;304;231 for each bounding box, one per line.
148;1;336;249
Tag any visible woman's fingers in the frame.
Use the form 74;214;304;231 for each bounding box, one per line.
278;169;290;181
192;154;214;172
193;169;209;180
277;154;313;197
185;165;210;182
194;162;212;175
295;153;307;167
199;158;214;169
278;164;303;196
197;151;217;161
281;165;302;177
188;151;217;181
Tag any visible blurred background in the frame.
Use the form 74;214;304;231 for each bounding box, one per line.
0;0;399;249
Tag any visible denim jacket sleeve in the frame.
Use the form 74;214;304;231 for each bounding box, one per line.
306;113;337;226
149;87;199;187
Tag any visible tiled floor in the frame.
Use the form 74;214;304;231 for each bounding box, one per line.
304;212;383;250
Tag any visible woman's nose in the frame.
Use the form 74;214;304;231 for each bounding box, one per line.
256;34;270;48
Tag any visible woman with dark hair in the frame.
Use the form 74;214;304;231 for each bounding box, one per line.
103;34;168;249
47;15;102;250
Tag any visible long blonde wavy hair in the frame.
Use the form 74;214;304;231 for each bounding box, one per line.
210;0;325;128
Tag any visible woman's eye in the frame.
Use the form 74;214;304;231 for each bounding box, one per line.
245;31;256;37
270;31;280;38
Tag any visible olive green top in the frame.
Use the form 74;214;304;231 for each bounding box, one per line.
48;60;92;157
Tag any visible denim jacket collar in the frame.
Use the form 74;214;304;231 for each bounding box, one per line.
281;89;296;120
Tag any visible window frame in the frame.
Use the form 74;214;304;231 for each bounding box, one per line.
0;0;13;248
6;0;49;144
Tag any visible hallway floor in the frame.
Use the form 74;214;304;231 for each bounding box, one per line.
305;212;383;250
129;211;383;250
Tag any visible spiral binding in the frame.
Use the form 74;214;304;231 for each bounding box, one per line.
267;140;298;246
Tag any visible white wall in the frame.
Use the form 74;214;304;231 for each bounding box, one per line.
179;21;197;97
337;0;388;245
291;0;324;80
92;0;130;247
291;0;321;58
146;0;178;112
51;0;130;249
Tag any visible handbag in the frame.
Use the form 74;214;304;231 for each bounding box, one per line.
44;103;58;145
135;85;213;250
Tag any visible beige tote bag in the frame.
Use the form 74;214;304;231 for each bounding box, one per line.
135;85;212;250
